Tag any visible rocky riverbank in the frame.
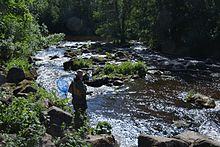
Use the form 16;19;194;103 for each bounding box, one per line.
0;64;117;146
32;41;220;146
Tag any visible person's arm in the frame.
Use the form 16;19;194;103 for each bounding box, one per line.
68;82;73;93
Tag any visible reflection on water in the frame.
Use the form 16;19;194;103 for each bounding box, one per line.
35;41;220;147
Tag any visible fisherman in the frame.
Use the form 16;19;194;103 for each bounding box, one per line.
68;69;87;129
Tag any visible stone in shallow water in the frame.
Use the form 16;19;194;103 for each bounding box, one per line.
85;134;117;147
174;131;220;147
138;134;188;147
186;93;216;108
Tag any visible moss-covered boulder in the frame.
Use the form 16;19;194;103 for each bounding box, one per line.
186;93;216;108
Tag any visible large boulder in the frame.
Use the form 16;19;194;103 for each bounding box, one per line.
6;67;26;84
47;106;73;125
86;134;117;147
63;60;73;71
115;51;127;58
85;77;110;87
138;135;188;147
13;80;37;97
186;93;216;108
174;131;220;147
46;106;73;137
185;61;206;70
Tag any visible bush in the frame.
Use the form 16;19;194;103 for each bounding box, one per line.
0;97;46;146
31;86;71;113
6;58;32;75
0;84;72;146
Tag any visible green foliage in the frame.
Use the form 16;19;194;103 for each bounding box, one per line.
185;90;196;102
105;52;113;59
0;84;73;146
58;130;91;147
103;61;146;76
95;121;112;135
0;97;46;146
0;0;64;62
71;59;93;71
0;97;43;133
32;86;71;112
6;58;31;75
39;0;94;35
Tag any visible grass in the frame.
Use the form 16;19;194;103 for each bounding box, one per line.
185;90;196;102
103;61;146;75
71;59;93;71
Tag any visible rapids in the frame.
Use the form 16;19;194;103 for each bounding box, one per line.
35;41;220;147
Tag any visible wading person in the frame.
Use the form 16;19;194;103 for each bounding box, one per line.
68;70;87;129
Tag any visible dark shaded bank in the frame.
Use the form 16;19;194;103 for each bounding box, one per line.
156;42;220;62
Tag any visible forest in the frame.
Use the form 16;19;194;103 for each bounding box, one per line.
1;0;220;147
1;0;220;62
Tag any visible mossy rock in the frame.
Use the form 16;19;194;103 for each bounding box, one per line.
186;93;216;108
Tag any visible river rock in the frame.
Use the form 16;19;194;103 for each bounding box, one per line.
47;106;73;125
0;96;13;106
64;50;77;58
174;131;220;147
113;80;124;86
115;51;127;58
185;61;206;70
82;49;91;54
173;120;190;129
13;80;37;97
46;106;73;137
85;77;110;87
138;134;188;147
172;62;185;70
50;55;59;60
13;85;37;97
6;67;26;84
63;60;73;71
186;93;216;108
86;134;117;147
161;61;173;69
39;133;55;147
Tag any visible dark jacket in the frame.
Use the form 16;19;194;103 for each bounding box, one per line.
69;77;87;110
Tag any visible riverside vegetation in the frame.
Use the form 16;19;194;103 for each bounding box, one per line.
0;1;113;146
1;0;220;146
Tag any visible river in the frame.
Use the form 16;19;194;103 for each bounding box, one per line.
34;41;220;147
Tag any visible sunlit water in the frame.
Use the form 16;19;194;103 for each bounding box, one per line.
35;41;220;146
